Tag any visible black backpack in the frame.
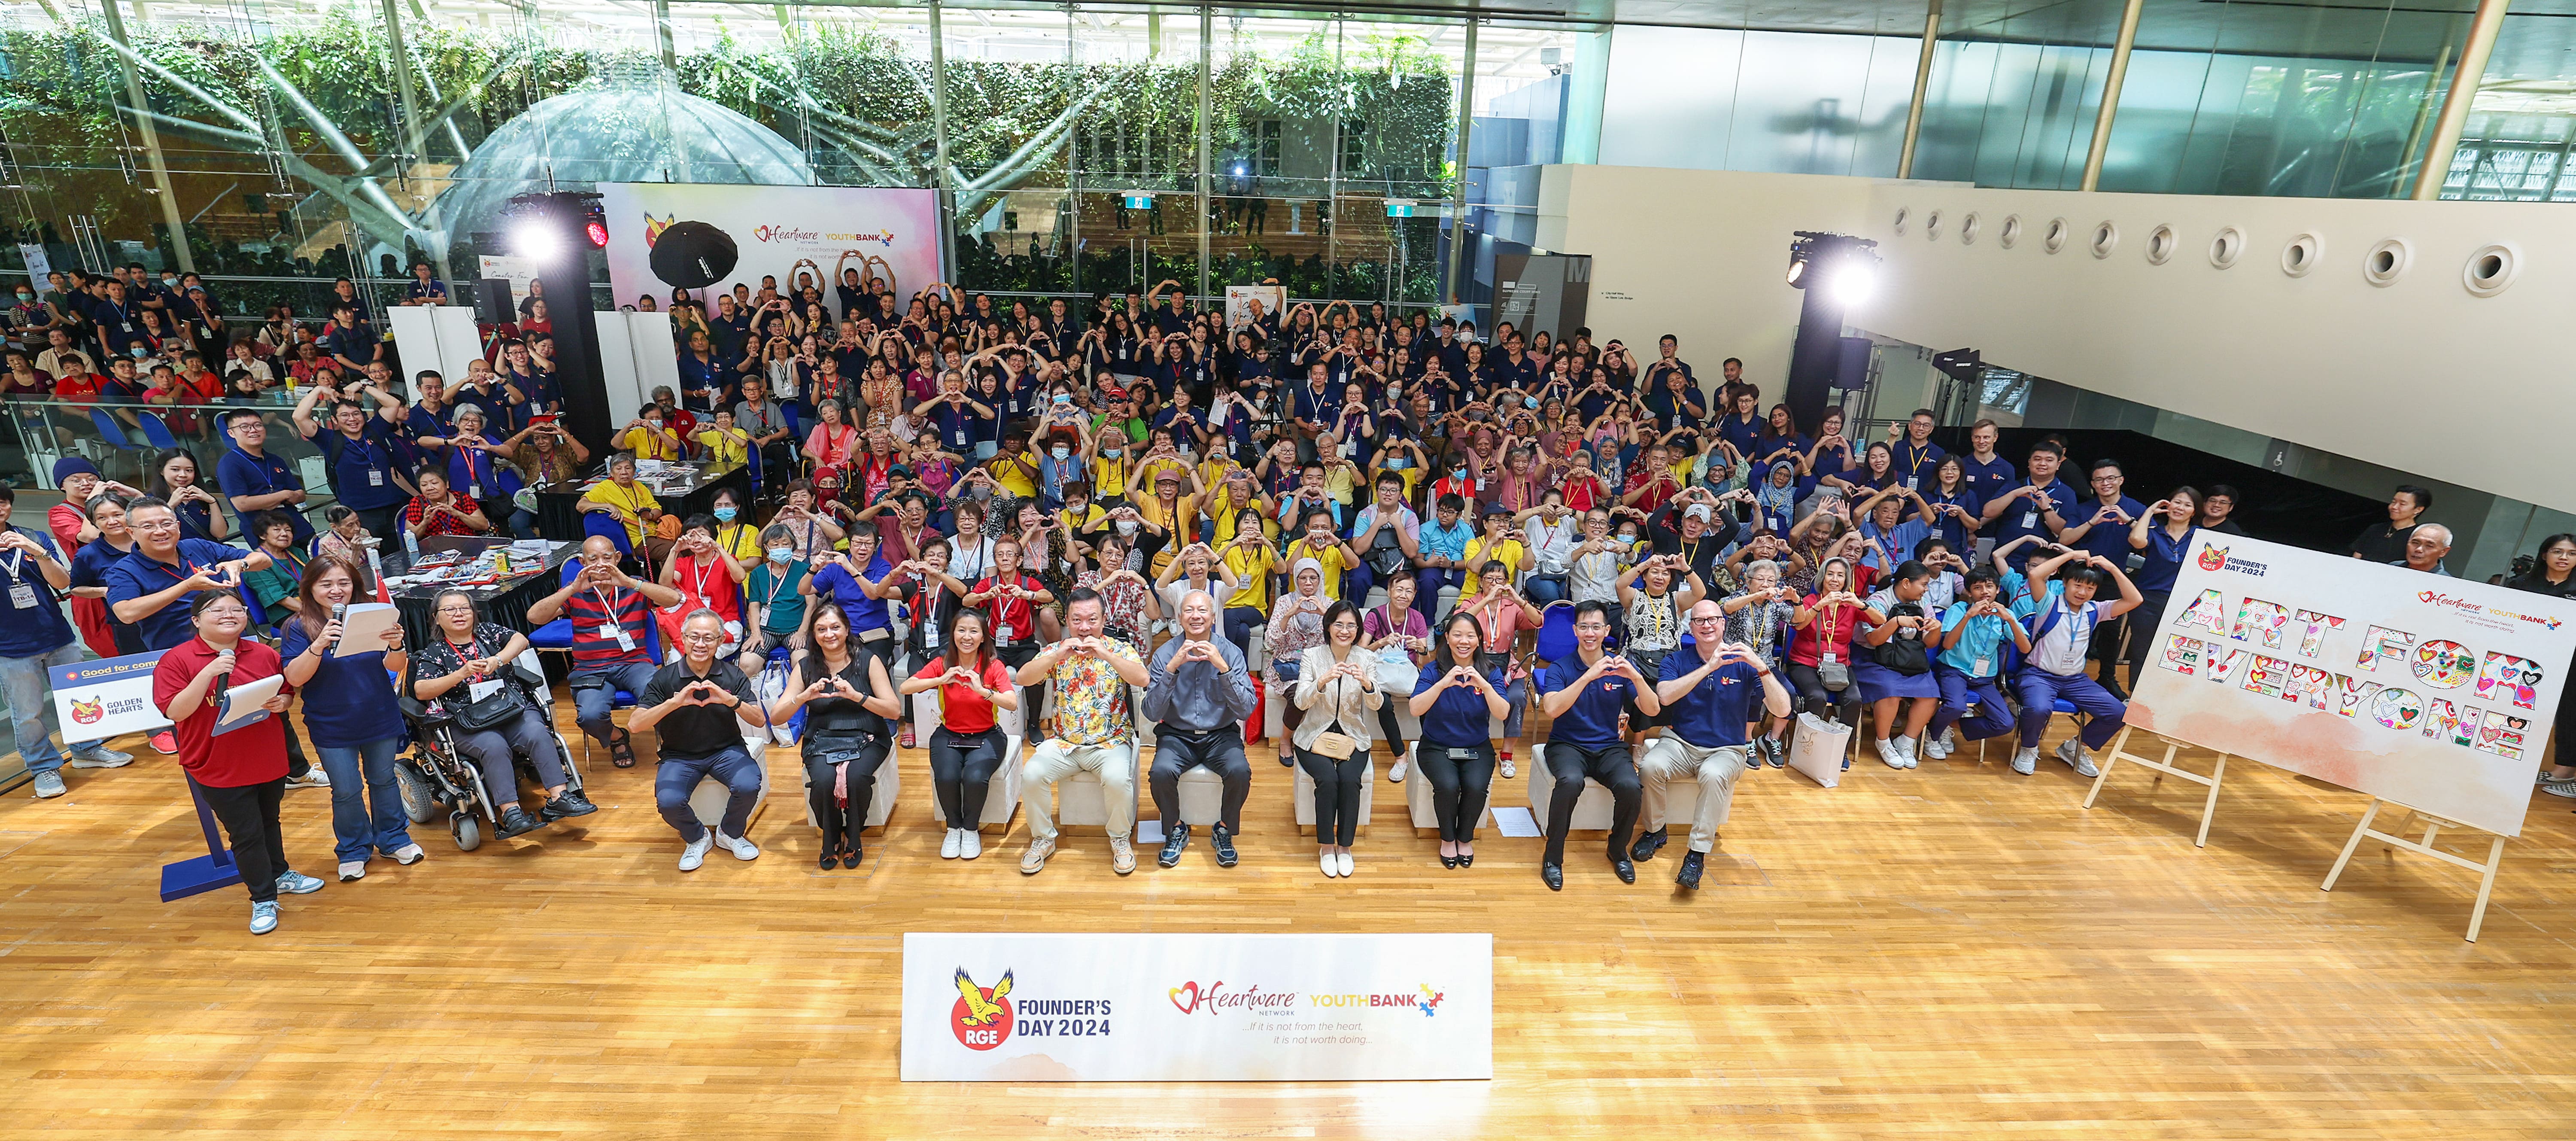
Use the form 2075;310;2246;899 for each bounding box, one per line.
1872;600;1933;676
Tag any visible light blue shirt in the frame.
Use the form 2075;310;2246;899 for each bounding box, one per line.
1938;601;2011;677
1419;517;1475;563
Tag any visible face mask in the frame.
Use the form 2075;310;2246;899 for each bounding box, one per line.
1617;531;1638;545
768;546;793;563
13;294;27;303
646;420;663;432
1116;520;1139;536
131;345;148;358
1052;393;1072;406
1524;396;1540;410
1052;446;1070;461
1386;457;1410;471
713;506;737;523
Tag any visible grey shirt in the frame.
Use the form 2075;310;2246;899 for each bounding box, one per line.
734;399;790;442
1143;635;1257;732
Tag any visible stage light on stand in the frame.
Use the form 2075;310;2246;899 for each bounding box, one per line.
1782;230;1883;432
1831;262;1874;304
513;218;562;260
583;201;610;248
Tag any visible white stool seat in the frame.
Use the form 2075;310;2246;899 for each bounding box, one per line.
919;733;1024;832
1173;766;1228;827
690;739;771;829
1403;742;1496;835
803;746;901;831
1527;743;1617;833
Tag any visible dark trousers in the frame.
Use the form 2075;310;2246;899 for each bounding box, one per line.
1223;605;1263;661
2121;591;2170;678
2013;668;2127;750
929;726;1006;829
194;774;288;903
1149;726;1250;833
1416;743;1495;843
451;707;566;807
1785;661;1853;719
1297;746;1367;846
994;643;1039;737
2088;609;2132;686
805;739;889;854
353;504;404;545
1928;665;2016;741
1542;741;1640;867
653;744;761;843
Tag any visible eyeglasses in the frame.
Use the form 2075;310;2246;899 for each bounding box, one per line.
132;519;179;532
680;632;724;645
199;605;248;619
436;605;476;615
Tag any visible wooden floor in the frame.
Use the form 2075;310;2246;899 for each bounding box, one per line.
6;702;2576;1139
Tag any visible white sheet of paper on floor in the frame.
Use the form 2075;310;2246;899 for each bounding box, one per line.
1491;806;1542;837
1135;819;1166;844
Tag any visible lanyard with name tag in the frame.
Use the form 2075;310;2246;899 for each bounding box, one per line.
594;587;636;651
4;546;33;609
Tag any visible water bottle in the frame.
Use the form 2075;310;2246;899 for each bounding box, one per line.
401;524;419;566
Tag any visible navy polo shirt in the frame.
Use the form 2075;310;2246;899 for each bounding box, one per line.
1990;478;2079;549
104;538;250;650
0;529;75;659
1415;660;1506;749
1889;439;1946;491
1657;650;1764;749
2134;524;2196;594
1956;453;2019;502
1539;653;1639;747
444;432;523;503
277;620;407;748
2072;495;2148;561
319;422;408;510
217;446;313;543
405;403;454;452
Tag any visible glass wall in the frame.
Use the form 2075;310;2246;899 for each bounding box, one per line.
1910;0;2125;190
2444;11;2576;201
1598;23;1922;177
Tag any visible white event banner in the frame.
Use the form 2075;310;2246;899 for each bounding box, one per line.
2126;532;2576;836
901;932;1492;1082
50;651;171;745
597;183;942;310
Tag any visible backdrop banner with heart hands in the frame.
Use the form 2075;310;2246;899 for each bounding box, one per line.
2125;532;2576;837
900;932;1492;1081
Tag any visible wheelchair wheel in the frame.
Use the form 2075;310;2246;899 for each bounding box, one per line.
451;811;483;852
395;755;441;825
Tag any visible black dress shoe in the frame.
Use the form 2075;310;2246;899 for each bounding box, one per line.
1540;861;1564;891
1458;851;1473;867
1629;828;1668;862
1440;853;1459;870
541;789;598;820
496;805;542;839
1676;849;1706;890
819;849;838;869
1610;857;1637;884
1210;825;1239;867
842;844;864;870
1159;824;1191;868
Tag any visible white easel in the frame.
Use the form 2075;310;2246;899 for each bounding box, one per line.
2080;727;2231;848
2320;800;2509;943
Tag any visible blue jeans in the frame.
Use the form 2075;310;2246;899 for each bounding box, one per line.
314;735;413;863
1224;605;1264;661
1524;574;1568;606
1415;568;1465;616
571;660;662;744
1929;664;2015;742
2013;668;2126;749
505;508;541;539
0;642;111;774
1500;675;1530;739
655;743;761;843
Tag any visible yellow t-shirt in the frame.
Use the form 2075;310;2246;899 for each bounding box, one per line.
987;453;1038;499
1209;502;1279;548
618;425;682;462
695;426;748;467
1286;538;1351;601
1058;503;1106;536
1224;542;1275;612
1132;455;1190;497
582;478;662;544
1461;535;1526;597
1324;462;1357;507
1376;464;1425;502
712;522;763;563
1093;453;1131;502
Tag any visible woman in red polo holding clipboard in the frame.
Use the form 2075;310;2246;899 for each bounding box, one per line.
152;591;318;936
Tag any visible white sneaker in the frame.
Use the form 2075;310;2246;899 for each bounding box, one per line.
68;748;132;768
249;901;279;935
1893;736;1919;769
274;870;326;894
2541;780;2576;799
30;770;66;798
2011;747;2038;775
2056;737;2099;778
1321;849;1340;878
715;830;759;861
678;833;713;872
337;860;367;882
941;828;963;859
284;767;330;790
392;844;425;865
1337;851;1355;877
960;828;982;860
1875;739;1905;769
1388;758;1408;783
1922;733;1953;761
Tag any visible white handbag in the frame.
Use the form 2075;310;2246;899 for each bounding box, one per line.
1787;712;1851;788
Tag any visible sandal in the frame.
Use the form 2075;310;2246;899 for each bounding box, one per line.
609;730;638;769
901;729;917;750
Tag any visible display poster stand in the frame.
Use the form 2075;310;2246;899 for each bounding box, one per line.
2081;727;2231;848
159;780;243;902
2321;799;2509;943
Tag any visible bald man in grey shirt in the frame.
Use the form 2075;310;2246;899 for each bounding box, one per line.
1142;589;1258;868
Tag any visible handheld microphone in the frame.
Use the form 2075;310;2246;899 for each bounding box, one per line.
326;602;348;656
208;669;231;712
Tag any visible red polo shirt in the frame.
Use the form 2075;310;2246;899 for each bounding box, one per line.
151;636;294;788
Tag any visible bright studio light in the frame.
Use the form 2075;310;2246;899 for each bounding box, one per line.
513;219;562;259
1831;263;1874;304
1785;259;1806;286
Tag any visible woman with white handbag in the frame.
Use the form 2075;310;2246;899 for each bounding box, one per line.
1362;575;1431;778
1292;602;1384;880
1789;557;1867;770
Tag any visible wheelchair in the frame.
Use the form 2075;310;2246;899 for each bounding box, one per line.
392;649;587;852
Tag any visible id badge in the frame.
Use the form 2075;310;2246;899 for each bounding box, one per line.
368;469;386;487
1449;747;1480;763
8;582;35;609
923;621;942;650
468;483;482;499
603;623;635;651
1973;657;1991;676
468;677;504;703
1821;651;1838;666
2020;511;2037;529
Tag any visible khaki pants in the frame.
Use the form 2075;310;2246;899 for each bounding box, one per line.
1638;737;1747;854
1021;739;1137;842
